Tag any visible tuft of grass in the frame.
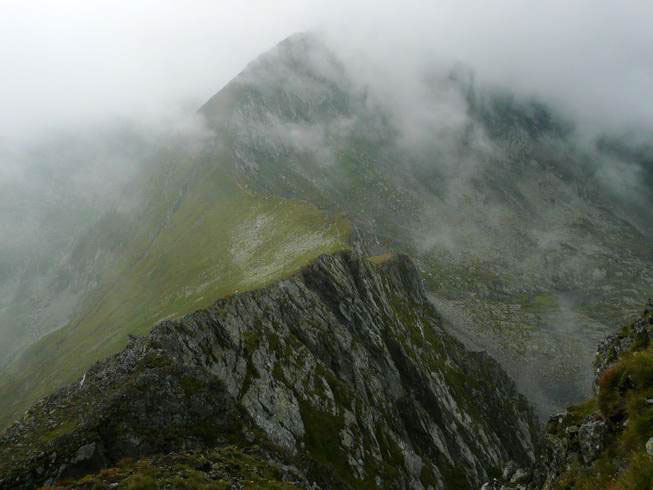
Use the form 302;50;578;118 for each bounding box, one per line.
556;345;653;489
55;445;298;489
368;253;395;266
124;473;156;489
180;376;204;397
619;452;653;490
566;398;598;426
39;419;77;444
597;365;625;419
298;399;352;486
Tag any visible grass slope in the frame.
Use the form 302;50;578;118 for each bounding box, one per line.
0;155;350;430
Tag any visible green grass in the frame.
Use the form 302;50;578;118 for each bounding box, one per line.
566;399;598;427
555;311;653;489
298;399;349;481
0;159;351;430
368;253;395;266
513;292;558;313
40;419;78;444
52;445;298;489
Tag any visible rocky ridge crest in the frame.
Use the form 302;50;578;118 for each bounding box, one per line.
0;251;537;489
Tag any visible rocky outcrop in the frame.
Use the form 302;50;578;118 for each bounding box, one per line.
593;300;653;380
0;251;537;489
533;308;653;488
533;413;609;488
482;300;653;489
203;32;653;419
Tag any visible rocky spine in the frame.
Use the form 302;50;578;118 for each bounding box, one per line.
0;251;537;489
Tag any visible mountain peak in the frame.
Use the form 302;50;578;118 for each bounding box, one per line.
199;31;349;123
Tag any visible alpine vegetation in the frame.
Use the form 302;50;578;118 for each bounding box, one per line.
1;2;652;489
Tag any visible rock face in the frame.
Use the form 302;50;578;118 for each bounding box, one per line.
535;414;609;487
593;302;653;379
482;301;653;489
0;251;537;489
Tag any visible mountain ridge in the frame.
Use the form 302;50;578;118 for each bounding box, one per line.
197;31;653;415
0;28;651;444
0;250;537;489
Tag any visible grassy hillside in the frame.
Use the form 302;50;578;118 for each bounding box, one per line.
0;151;351;429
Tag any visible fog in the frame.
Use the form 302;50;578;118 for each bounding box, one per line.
3;1;651;227
2;1;652;146
1;1;652;408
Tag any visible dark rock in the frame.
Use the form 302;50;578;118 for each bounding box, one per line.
502;460;518;480
510;467;531;484
578;419;607;464
481;479;501;489
72;442;96;464
594;314;651;384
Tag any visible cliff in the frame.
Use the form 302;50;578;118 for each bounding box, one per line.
0;251;537;489
483;301;653;489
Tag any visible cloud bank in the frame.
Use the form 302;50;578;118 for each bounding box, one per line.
0;1;652;147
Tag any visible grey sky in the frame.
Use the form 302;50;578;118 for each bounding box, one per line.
1;0;652;147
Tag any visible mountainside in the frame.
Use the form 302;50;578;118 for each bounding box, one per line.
482;302;653;489
0;143;350;430
0;251;537;489
199;33;653;415
0;126;158;368
1;30;652;441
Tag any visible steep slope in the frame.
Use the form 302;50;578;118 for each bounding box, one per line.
2;30;651;433
0;251;537;489
481;302;653;489
0;126;158;368
540;303;653;489
0;145;350;430
199;33;653;415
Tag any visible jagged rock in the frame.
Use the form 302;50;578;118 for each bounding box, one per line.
532;390;609;484
502;460;518;480
646;437;653;456
0;251;538;489
594;316;652;384
72;442;96;464
510;467;531;484
578;419;606;464
564;425;578;436
480;479;501;490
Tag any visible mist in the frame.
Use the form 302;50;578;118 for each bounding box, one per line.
1;1;652;415
1;1;652;144
7;0;650;213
